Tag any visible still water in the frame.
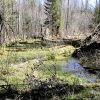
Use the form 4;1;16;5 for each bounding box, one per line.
60;58;99;84
43;58;99;84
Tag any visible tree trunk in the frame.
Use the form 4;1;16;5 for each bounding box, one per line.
66;0;69;30
57;26;60;38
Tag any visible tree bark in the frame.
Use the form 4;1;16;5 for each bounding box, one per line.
66;0;69;30
57;26;60;38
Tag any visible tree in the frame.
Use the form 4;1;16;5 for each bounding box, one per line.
44;0;61;38
66;0;69;30
93;6;100;26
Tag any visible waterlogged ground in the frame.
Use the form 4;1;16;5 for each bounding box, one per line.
0;40;100;99
0;39;100;87
60;58;99;84
39;57;99;85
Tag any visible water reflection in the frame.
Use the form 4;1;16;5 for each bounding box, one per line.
60;58;99;84
75;71;98;84
61;58;84;71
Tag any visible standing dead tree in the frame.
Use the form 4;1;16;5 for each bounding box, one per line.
0;7;4;44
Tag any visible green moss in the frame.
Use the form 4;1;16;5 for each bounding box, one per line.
46;52;56;60
81;61;97;68
36;70;83;85
56;45;75;55
67;87;100;100
56;55;66;60
72;89;89;99
0;43;83;92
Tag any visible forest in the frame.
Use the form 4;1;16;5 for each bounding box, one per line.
0;0;100;99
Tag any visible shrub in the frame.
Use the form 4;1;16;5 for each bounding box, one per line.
7;41;18;47
41;41;47;47
63;50;68;57
46;52;56;60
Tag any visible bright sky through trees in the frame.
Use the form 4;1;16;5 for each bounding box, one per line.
16;0;97;8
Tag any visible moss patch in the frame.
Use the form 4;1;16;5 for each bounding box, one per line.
36;70;84;85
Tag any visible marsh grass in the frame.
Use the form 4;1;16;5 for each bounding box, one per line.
0;43;77;88
46;52;56;60
66;87;100;100
36;70;84;85
0;40;100;99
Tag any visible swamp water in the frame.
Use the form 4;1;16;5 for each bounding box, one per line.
13;51;99;85
41;58;99;84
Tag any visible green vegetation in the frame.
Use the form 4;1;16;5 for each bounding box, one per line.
0;40;100;99
0;0;100;99
66;87;100;100
36;70;84;85
46;51;56;60
93;6;100;26
44;0;61;36
0;40;77;87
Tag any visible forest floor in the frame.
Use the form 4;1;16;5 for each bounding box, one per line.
0;38;100;99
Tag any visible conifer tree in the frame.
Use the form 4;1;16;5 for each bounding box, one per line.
44;0;61;38
94;7;100;26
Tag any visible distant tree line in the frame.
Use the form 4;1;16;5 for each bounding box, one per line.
0;0;100;44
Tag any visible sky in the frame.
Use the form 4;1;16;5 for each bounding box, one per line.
17;0;98;8
88;0;96;7
40;0;97;7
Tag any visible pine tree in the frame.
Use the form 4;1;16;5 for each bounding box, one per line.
93;4;100;31
44;0;61;38
93;6;100;25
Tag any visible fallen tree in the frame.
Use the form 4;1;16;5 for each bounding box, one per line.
72;24;100;71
